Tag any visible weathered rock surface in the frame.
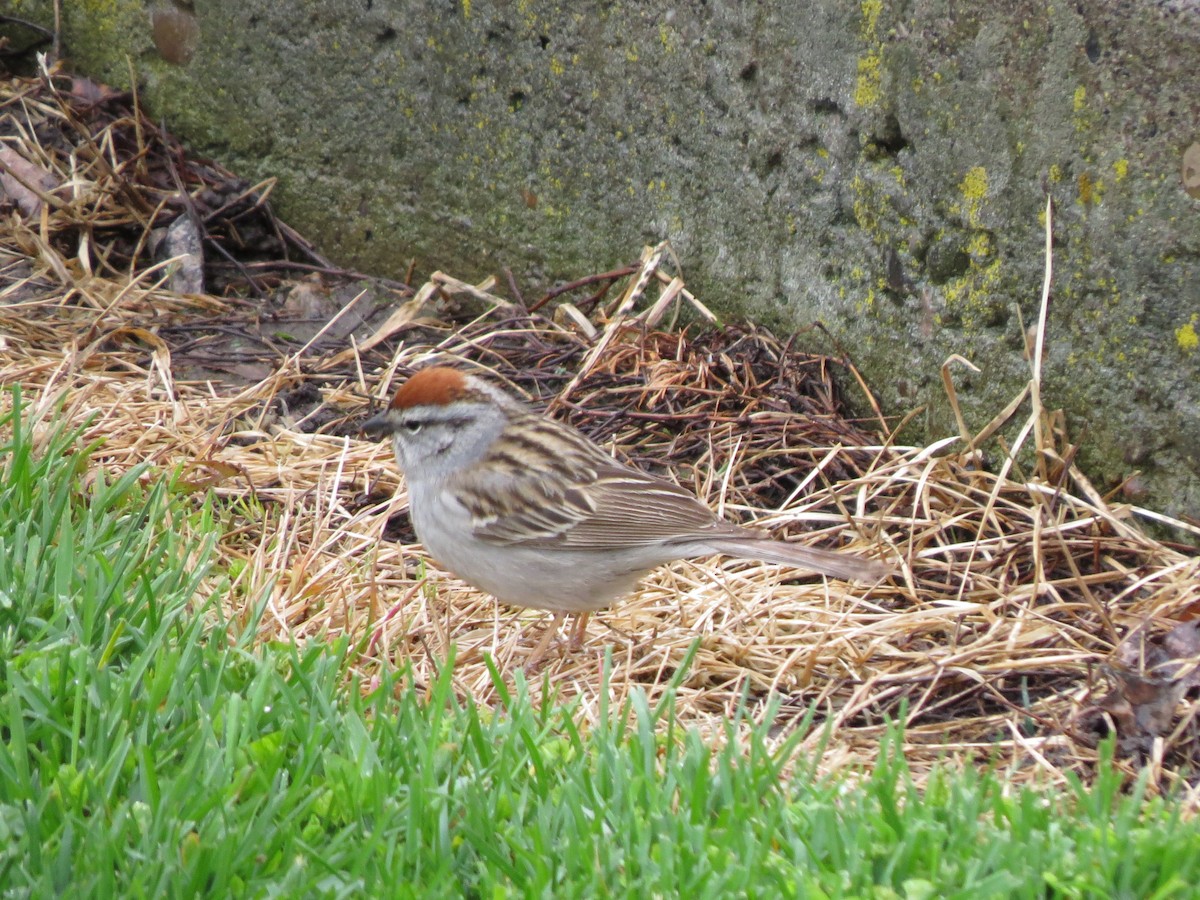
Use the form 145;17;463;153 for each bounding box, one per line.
5;1;1199;524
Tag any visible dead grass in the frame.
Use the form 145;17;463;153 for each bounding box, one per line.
3;62;1199;805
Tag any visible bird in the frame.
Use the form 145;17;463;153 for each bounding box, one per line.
362;366;891;666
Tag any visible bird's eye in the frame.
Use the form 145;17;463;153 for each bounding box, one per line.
402;421;423;434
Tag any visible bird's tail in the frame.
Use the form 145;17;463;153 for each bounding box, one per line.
708;538;893;583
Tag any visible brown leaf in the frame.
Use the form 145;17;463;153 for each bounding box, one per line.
175;459;248;492
1100;621;1200;752
0;147;59;217
67;76;121;105
1163;619;1200;671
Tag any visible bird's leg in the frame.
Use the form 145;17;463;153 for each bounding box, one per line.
568;612;590;651
525;609;567;670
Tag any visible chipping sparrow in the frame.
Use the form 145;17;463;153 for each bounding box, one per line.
363;366;891;663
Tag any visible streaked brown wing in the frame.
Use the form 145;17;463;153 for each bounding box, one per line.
448;460;594;545
550;464;743;549
444;411;605;545
451;455;738;550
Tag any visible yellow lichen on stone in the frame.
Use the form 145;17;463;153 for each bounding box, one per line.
966;232;992;257
659;23;675;52
941;230;1002;330
855;0;884;108
860;0;882;37
1072;85;1098;133
1078;172;1091;204
856;55;882;108
1113;159;1128;181
958;166;988;227
1177;315;1200;353
1077;171;1103;205
851;175;878;231
856;287;877;315
960;167;987;201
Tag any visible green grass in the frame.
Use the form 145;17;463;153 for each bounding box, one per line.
1;390;1198;898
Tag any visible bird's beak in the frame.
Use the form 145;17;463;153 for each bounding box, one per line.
361;413;391;440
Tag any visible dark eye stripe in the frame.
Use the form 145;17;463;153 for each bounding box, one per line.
400;414;474;432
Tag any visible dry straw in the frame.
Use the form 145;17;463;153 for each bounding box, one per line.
3;63;1198;801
